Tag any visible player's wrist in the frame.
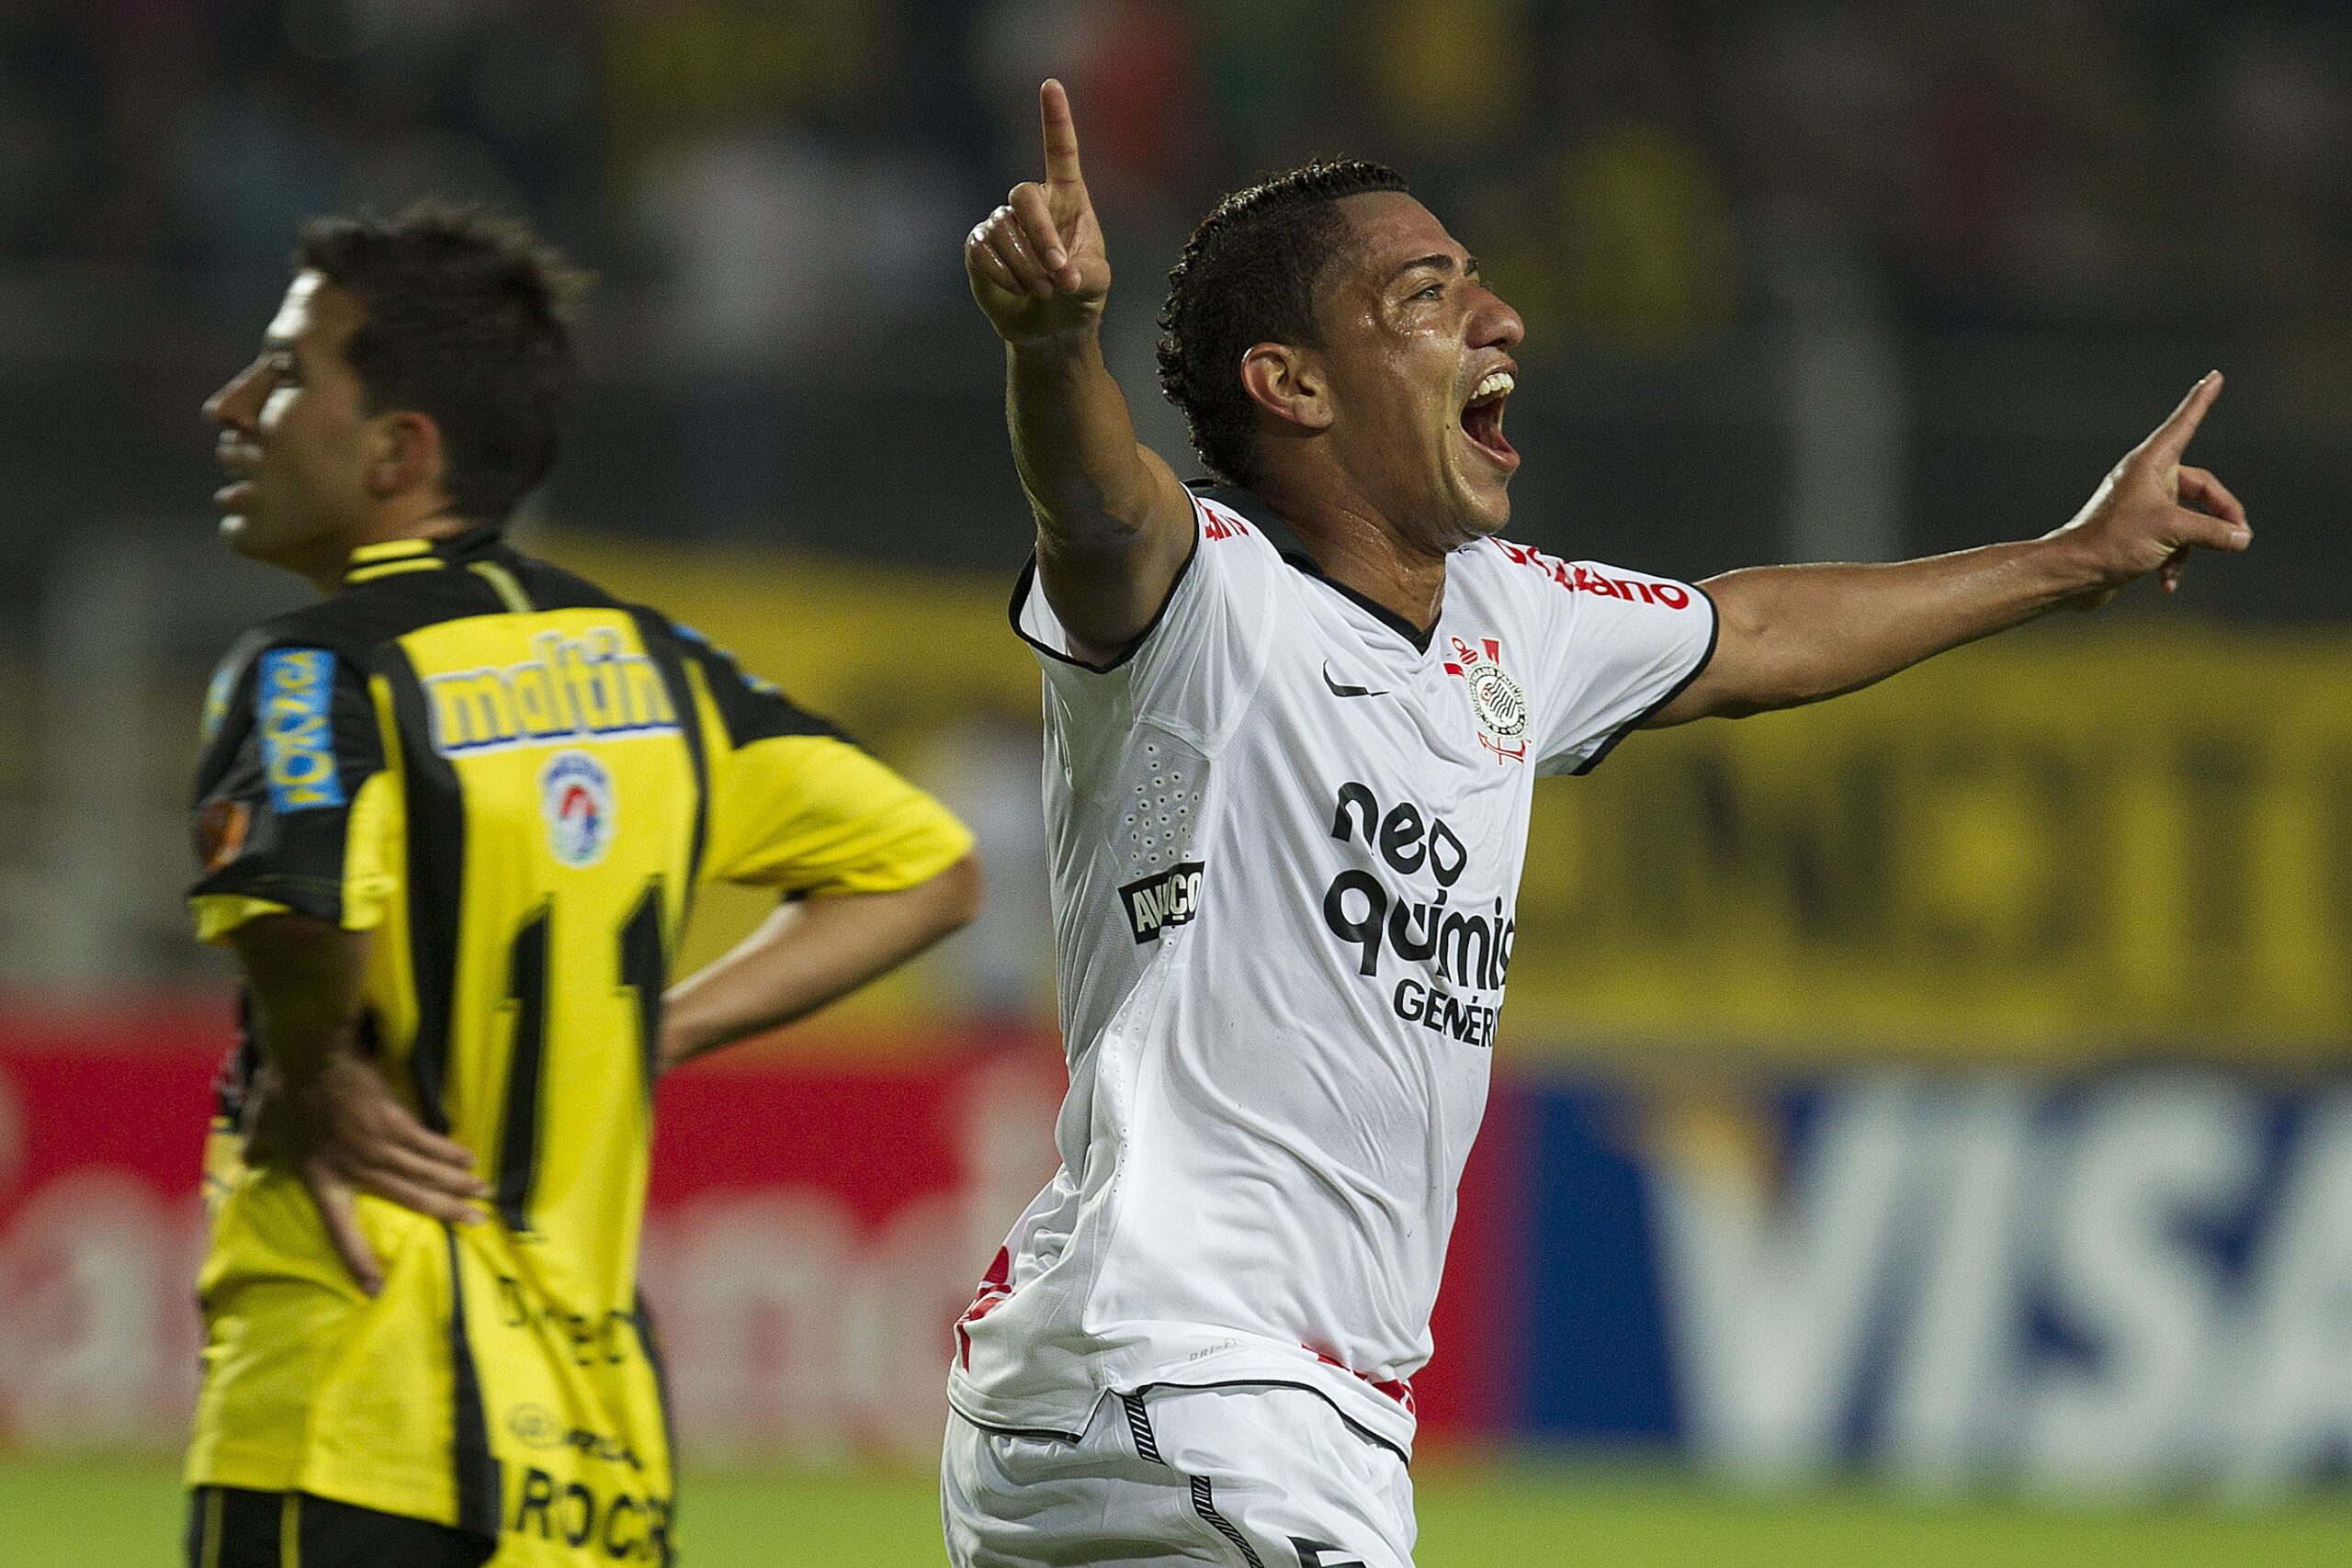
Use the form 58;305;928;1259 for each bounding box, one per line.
651;997;724;1073
1004;316;1105;358
2027;527;2122;601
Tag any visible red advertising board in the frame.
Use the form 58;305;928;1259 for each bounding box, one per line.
0;1004;1510;1459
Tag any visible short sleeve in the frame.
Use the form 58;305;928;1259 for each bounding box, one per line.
676;629;974;897
1510;552;1718;776
1010;491;1276;756
188;644;397;942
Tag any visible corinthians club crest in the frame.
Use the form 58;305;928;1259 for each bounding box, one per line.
1443;635;1529;763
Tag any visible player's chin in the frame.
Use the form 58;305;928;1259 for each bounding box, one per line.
1476;479;1514;525
1446;468;1514;536
218;502;300;565
218;510;288;558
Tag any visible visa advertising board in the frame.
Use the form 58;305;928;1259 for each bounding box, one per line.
4;1012;2347;1494
1500;1076;2352;1492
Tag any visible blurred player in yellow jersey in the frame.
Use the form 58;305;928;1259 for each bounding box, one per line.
183;205;980;1567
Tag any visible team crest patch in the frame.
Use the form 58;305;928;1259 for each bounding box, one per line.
540;750;615;867
1443;635;1529;763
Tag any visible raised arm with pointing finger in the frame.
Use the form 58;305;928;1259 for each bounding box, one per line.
1646;370;2253;726
965;79;1194;665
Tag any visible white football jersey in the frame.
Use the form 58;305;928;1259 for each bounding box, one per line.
948;484;1717;1457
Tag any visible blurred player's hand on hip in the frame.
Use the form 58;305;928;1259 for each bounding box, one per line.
967;79;1111;344
2044;371;2252;608
244;1049;486;1295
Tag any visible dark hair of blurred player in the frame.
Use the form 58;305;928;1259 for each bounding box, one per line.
206;204;581;591
294;209;582;522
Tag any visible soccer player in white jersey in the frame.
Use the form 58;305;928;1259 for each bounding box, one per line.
946;81;2251;1567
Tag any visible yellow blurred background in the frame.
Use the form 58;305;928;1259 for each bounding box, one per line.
556;531;2352;1069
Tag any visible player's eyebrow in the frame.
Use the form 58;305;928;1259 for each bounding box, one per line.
1387;254;1478;288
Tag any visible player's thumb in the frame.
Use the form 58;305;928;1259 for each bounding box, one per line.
1069;249;1112;300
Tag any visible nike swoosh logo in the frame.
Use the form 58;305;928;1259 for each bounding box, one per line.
1322;662;1387;698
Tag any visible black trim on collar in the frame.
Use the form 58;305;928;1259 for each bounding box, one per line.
1005;522;1202;675
1570;580;1722;775
1279;548;1437;654
1187;480;1439;655
435;525;507;561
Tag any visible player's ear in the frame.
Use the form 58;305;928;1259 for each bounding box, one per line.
1241;343;1332;434
367;410;447;501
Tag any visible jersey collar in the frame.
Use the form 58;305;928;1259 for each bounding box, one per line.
1189;480;1440;655
340;526;504;587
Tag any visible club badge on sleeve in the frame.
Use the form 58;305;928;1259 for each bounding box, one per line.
1443;635;1528;764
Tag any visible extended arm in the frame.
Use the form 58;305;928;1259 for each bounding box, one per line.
966;80;1193;662
230;912;485;1294
656;852;982;1072
1652;373;2251;725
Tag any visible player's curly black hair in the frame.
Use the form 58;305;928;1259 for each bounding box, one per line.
295;202;589;527
1157;159;1409;486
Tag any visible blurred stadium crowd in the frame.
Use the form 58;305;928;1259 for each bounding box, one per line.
0;3;2343;991
0;1;2343;589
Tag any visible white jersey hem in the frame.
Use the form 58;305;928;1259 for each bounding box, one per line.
948;1327;1419;1461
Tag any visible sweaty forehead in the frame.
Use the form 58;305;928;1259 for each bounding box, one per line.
1326;192;1467;293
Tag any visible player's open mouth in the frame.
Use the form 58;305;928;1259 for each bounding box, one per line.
1461;370;1517;469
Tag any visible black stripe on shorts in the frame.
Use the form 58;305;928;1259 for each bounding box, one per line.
1119;1392;1268;1568
185;1487;492;1568
1190;1474;1269;1568
1119;1392;1165;1464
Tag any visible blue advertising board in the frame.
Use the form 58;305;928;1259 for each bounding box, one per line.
1498;1072;2352;1493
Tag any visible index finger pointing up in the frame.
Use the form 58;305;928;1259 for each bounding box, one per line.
2143;370;2223;465
1041;78;1085;187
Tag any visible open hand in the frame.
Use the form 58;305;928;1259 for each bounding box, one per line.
966;79;1111;343
2047;372;2251;609
244;1049;486;1295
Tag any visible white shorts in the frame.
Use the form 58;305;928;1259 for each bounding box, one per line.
942;1383;1416;1567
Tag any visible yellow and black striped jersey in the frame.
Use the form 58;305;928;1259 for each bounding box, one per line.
185;528;971;1562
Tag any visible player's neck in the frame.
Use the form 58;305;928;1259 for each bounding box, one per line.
1254;477;1450;640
